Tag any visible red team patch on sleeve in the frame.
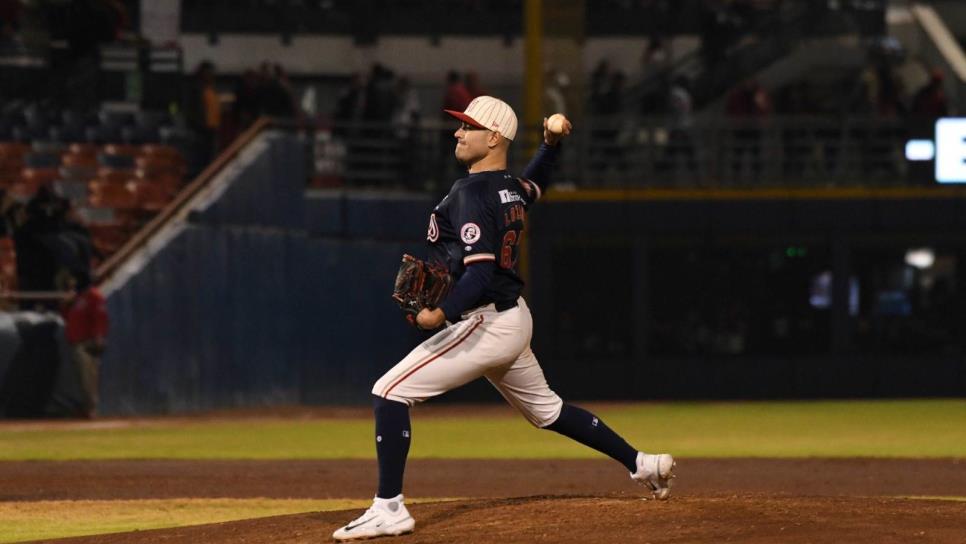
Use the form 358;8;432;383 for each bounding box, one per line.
427;213;439;242
460;223;481;244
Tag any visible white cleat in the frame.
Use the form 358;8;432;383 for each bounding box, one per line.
630;452;675;500
332;494;415;541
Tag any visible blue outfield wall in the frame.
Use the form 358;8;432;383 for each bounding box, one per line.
102;132;430;414
100;131;966;414
102;227;426;413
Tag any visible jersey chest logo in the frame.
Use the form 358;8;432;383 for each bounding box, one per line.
460;222;481;244
498;189;523;204
427;213;439;242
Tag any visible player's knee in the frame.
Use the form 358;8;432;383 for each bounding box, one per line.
370;384;415;407
372;394;408;411
370;374;395;398
529;396;564;429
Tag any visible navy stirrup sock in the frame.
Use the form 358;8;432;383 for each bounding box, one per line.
545;403;638;473
373;395;411;498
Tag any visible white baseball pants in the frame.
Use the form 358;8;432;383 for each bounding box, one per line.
372;297;564;428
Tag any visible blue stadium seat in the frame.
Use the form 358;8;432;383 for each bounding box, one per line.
85;125;121;144
48;125;83;143
23;152;61;169
135;110;172;130
121;125;160;145
97;153;136;170
98;110;135;130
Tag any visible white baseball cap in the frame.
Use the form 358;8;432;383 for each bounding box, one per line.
444;95;518;141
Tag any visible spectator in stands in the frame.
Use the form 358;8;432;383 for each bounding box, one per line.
58;0;128;110
364;63;397;125
589;59;611;115
393;76;421;186
259;63;298;118
852;51;905;177
438;70;472;186
0;188;23;238
464;70;485;100
590;70;629;179
908;69;948;184
911;69;948;119
393;76;421;138
544;68;570;115
853;50;905;118
15;186;66;301
334;72;365;135
232;69;261;131
442;70;471;112
775;81;816;179
726;78;771;182
361;63;398;184
640;36;670;81
699;0;739;67
57;267;108;419
185;60;221;167
664;76;697;181
8;185;91;313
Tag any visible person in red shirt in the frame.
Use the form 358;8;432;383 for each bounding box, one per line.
464;70;485;100
57;269;108;418
911;69;948;119
442;70;471;112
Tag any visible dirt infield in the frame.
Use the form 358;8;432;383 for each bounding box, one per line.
7;458;966;543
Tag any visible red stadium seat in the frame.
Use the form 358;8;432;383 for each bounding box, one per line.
140;144;181;159
68;143;98;157
62;152;98;169
0;153;24;181
135;154;185;178
103;143;140;157
95;168;133;184
131;180;173;211
88;179;139;209
21;167;59;187
0;142;28;158
59;164;98;182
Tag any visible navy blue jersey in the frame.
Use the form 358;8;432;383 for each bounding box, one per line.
426;170;542;308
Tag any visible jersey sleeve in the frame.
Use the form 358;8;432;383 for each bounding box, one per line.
453;187;498;266
517;142;559;204
516;177;541;206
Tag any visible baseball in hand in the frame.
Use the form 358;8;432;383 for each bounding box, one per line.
547;113;568;134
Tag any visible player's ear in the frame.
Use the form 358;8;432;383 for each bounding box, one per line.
487;130;504;149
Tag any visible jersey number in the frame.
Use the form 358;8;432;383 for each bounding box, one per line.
500;230;521;269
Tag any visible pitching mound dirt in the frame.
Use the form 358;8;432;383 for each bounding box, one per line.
7;459;966;543
26;495;966;544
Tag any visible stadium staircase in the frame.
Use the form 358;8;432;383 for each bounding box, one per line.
625;1;891;113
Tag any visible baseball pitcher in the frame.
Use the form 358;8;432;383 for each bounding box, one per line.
333;96;675;541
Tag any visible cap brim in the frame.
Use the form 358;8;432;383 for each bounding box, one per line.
443;109;487;130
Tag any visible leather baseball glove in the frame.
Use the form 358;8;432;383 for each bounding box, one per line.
391;254;453;328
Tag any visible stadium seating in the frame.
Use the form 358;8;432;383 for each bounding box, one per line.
0;107;191;280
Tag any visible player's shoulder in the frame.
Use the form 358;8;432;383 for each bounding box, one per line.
457;171;506;199
455;171;535;209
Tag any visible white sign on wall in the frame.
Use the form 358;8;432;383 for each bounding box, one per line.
935;118;966;184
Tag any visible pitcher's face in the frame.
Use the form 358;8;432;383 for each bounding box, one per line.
454;122;493;165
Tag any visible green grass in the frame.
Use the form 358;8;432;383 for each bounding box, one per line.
1;400;965;460
0;498;456;543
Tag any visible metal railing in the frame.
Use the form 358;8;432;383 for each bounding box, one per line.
304;115;933;191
